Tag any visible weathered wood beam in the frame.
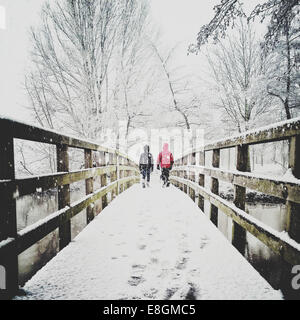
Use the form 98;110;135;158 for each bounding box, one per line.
0;134;18;298
85;149;94;224
0;165;138;199
57;144;71;250
210;149;220;226
172;166;300;204
204;118;300;151
232;145;248;255
0;118;135;162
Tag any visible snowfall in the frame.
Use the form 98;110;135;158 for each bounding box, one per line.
16;174;282;300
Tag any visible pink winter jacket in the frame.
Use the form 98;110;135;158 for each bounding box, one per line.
157;143;174;169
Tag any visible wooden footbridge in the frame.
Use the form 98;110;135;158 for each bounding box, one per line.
0;117;300;299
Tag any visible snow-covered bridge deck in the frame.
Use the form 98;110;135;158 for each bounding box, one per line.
17;176;281;300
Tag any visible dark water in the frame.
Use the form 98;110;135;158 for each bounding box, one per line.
17;182;90;286
17;176;111;286
245;203;286;290
204;198;290;293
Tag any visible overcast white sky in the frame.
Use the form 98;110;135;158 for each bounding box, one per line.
0;0;264;121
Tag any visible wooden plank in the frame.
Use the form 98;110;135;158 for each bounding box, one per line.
0;118;135;163
281;136;300;297
0;164;140;200
101;152;108;210
210;149;219;226
0;134;18;298
286;136;300;243
170;176;300;266
116;155;120;195
232;145;248;255
198;151;205;211
85;149;94;224
172;166;300;204
0;166;118;198
204;118;300;151
57;144;71;250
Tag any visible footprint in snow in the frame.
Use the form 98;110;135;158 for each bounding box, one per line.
176;257;188;270
165;287;179;300
128;275;145;287
132;264;146;271
185;283;198;300
150;257;159;264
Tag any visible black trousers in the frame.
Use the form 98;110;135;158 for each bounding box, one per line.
161;168;170;183
140;165;151;182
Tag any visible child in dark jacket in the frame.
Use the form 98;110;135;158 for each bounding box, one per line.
139;145;154;188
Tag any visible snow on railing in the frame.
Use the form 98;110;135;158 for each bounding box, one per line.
170;117;300;273
0;117;140;299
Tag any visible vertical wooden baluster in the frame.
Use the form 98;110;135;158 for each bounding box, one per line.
180;160;184;191
118;155;122;194
189;152;196;201
286;136;300;241
280;136;300;298
116;153;119;197
57;144;71;250
198;151;205;212
232;145;248;255
0;134;18;298
210;149;220;226
184;169;187;194
85;149;94;224
101;152;107;209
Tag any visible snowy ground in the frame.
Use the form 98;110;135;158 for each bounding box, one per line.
16;174;282;300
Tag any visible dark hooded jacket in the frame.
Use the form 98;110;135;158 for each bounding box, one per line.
139;145;154;171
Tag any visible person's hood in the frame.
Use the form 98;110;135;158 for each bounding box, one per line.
163;143;169;152
144;145;149;153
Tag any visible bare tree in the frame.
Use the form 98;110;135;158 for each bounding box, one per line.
206;21;273;132
26;0;122;139
190;0;299;52
265;15;300;119
150;43;204;130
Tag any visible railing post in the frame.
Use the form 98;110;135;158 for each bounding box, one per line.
100;152;107;209
116;154;120;196
286;136;300;241
183;170;187;193
232;145;248;255
110;153;117;200
56;144;71;250
198;151;205;212
0;135;18;298
119;156;124;193
189;155;195;201
85;149;94;224
279;136;300;299
210;149;220;226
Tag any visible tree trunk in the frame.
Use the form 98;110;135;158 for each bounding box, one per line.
284;17;292;120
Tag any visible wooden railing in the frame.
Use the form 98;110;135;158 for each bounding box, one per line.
170;118;300;272
0;117;139;298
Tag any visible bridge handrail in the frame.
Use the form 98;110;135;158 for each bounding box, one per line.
170;117;300;268
0;117;135;161
184;116;300;154
0;117;140;298
172;165;300;204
